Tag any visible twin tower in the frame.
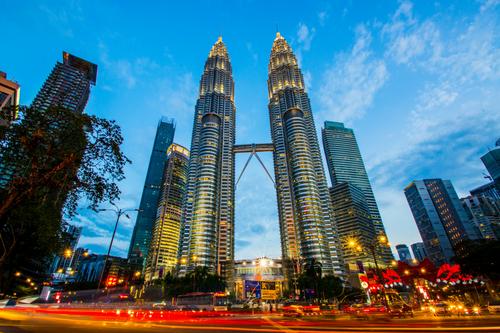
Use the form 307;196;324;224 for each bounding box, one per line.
178;33;344;284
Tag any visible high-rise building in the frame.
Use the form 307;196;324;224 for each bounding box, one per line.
267;33;343;277
178;37;236;282
144;143;189;282
49;224;82;274
404;179;480;265
481;139;500;193
0;71;20;129
470;181;500;200
395;244;412;263
32;52;97;113
128;118;175;270
330;182;376;269
411;242;427;262
461;195;500;240
322;121;393;264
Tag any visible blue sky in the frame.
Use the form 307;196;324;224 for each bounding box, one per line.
3;0;500;260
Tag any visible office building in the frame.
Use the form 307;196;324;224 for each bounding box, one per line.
470;181;500;200
404;179;480;265
267;33;343;277
330;182;376;270
0;71;20;129
461;195;500;240
128;118;175;270
322;121;393;265
144;144;189;282
178;37;236;282
32;52;97;113
481;139;500;193
395;244;412;263
49;224;82;274
411;242;427;262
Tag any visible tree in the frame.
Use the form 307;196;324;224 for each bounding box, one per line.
0;105;130;293
454;239;500;281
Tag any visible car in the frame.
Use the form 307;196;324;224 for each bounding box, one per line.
0;299;16;308
488;300;500;314
342;303;365;315
282;304;304;317
429;303;451;316
463;304;480;316
388;304;413;318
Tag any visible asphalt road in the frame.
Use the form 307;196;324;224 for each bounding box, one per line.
1;310;499;333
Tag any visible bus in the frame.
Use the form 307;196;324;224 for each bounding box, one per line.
175;292;228;311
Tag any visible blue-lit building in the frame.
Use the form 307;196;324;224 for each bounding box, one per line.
481;139;500;193
411;242;427;261
322;121;393;265
128;118;175;270
395;244;412;263
404;179;480;265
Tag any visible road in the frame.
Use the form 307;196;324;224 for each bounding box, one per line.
1;309;499;333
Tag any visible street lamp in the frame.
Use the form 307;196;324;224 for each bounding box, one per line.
93;203;140;291
346;235;390;307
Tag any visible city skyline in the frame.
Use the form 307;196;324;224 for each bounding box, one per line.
3;0;500;259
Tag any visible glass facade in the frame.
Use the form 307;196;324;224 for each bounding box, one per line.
481;140;500;193
411;242;427;261
330;182;376;269
32;52;97;114
322;121;393;265
395;244;412;263
179;37;236;283
268;33;343;278
404;179;480;265
144;144;189;282
128;118;175;270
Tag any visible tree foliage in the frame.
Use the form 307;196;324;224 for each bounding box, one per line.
454;239;500;281
161;267;226;299
0;105;130;293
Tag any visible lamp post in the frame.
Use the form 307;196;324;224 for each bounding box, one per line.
347;235;390;307
94;204;139;292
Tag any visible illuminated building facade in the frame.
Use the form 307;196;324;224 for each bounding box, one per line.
234;257;283;300
461;195;500;240
32;52;97;113
322;121;393;265
179;38;236;282
330;182;376;270
144;144;189;282
128;118;176;270
267;33;343;278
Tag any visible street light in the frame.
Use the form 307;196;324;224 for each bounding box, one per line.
346;235;390;307
93;203;140;291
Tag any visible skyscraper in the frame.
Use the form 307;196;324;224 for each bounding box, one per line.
411;242;427;262
395;244;412;263
481;139;500;193
144;143;189;282
267;33;343;277
404;179;480;265
322;121;393;264
461;195;500;240
330;182;376;269
32;52;97;113
178;37;236;282
128;118;175;270
0;71;20;130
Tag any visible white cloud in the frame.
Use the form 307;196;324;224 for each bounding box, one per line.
366;1;500;246
318;11;328;26
297;22;316;51
317;25;388;123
